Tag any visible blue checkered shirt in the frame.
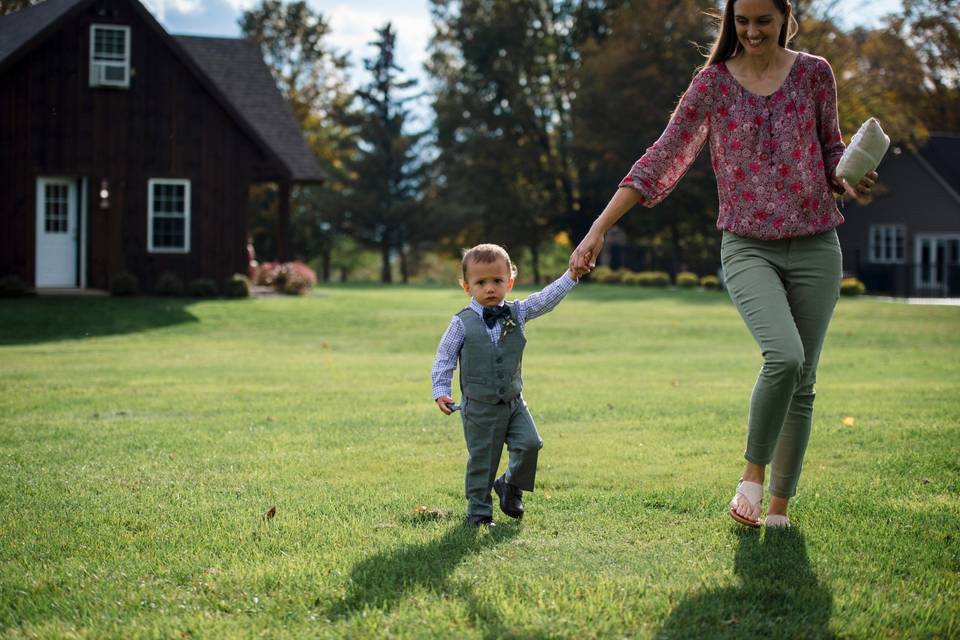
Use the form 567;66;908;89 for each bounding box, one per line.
431;272;577;400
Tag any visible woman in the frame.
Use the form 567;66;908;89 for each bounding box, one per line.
569;0;878;528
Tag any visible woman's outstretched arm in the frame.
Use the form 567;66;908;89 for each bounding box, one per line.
569;188;642;271
570;67;715;272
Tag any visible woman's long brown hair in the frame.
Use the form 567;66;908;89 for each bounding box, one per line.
705;0;799;66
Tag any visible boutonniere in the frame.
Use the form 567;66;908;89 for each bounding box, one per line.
499;315;517;344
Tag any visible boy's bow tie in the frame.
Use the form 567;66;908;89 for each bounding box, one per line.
482;305;511;328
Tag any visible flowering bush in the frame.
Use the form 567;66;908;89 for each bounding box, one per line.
255;261;316;295
676;272;699;288
700;274;722;290
635;271;671;288
840;277;866;296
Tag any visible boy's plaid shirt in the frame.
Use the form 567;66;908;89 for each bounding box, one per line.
431;272;577;400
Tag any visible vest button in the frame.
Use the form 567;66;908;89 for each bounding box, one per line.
495;357;503;363
497;372;504;379
497;387;505;394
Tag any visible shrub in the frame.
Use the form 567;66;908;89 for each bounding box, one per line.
676;272;699;288
155;271;184;296
636;271;670;287
109;271;138;296
840;277;866;296
0;275;29;297
223;273;251;298
254;261;279;286
254;261;316;294
700;274;722;291
188;278;218;297
621;272;644;286
589;266;613;283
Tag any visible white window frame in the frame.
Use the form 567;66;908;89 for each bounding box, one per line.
915;234;960;292
147;179;191;254
868;224;906;264
89;24;131;88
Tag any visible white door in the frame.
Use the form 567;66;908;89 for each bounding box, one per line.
35;178;78;288
915;235;960;294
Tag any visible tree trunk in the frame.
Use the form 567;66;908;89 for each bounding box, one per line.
669;221;682;281
380;235;392;283
321;250;332;282
529;243;541;284
399;245;409;284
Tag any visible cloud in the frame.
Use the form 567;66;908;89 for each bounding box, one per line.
322;3;432;81
142;0;203;21
221;0;258;11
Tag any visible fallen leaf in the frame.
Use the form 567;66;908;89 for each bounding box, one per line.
264;506;276;520
411;506;450;521
321;341;329;349
842;416;855;428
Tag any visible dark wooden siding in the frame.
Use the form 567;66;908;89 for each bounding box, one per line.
0;0;272;290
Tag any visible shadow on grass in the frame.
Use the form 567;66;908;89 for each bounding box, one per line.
330;521;524;634
657;528;833;639
0;297;200;345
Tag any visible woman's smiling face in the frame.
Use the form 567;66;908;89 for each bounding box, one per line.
733;0;787;56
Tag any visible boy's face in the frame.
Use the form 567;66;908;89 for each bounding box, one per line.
462;257;514;307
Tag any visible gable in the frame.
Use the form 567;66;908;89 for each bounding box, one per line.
0;0;321;183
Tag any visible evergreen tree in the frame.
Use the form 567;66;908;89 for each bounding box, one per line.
348;23;428;283
240;0;355;276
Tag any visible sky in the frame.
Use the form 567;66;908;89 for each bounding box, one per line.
147;0;906;91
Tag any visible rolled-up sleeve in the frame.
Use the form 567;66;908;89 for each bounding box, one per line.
814;58;846;193
619;69;713;207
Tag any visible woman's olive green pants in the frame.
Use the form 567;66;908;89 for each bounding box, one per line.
721;229;842;498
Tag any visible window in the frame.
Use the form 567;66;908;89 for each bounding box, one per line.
89;25;130;88
148;179;190;253
868;224;905;264
44;183;70;233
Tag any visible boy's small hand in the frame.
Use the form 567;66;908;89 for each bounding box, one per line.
436;396;455;415
568;266;589;281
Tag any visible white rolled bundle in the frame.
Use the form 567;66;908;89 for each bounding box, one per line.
836;118;890;186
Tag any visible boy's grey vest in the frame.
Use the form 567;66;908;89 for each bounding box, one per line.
457;303;526;404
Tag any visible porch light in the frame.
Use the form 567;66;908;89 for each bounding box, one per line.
99;179;110;209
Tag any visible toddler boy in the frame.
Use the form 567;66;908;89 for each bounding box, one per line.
431;243;580;527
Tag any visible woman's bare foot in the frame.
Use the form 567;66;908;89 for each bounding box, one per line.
765;495;791;527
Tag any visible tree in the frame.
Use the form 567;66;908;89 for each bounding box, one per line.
240;0;355;276
347;22;428;283
897;0;960;131
572;0;720;276
0;0;40;15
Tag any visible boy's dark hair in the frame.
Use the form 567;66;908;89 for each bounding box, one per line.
461;244;518;283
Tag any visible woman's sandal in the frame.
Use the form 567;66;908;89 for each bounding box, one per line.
729;479;762;528
764;514;791;528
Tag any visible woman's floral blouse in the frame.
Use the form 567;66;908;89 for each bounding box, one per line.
619;52;846;240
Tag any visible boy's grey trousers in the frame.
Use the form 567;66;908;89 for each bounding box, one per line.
460;395;542;518
721;229;842;498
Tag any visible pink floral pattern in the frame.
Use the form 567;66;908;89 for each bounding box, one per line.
619;52;846;240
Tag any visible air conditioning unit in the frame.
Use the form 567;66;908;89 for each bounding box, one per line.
90;61;128;87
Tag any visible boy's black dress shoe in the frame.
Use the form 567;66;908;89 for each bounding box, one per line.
466;515;495;528
493;475;524;519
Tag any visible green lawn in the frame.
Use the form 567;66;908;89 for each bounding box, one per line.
1;285;958;639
